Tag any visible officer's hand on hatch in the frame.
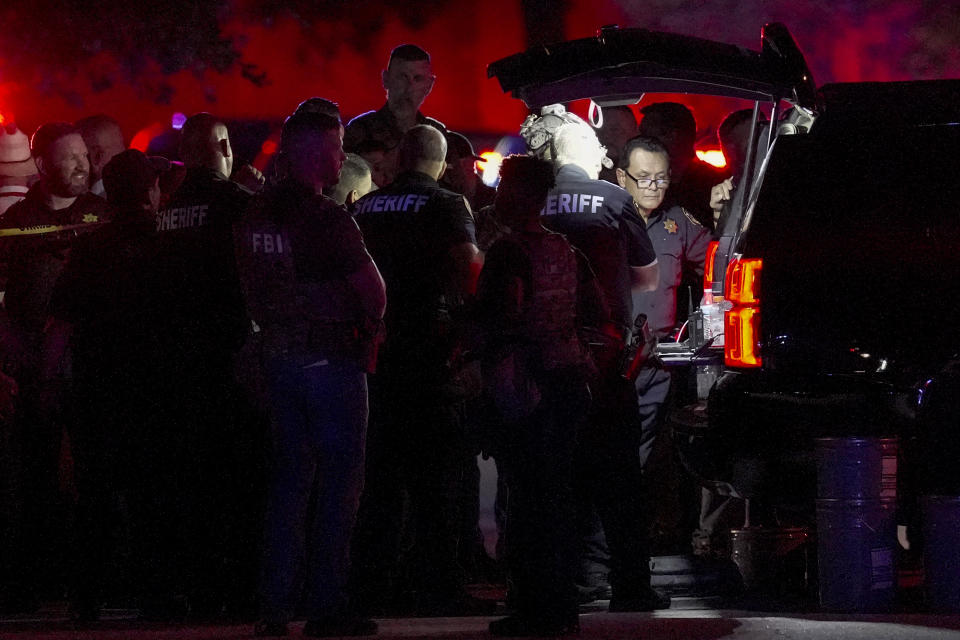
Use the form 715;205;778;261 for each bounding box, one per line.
234;163;266;192
710;178;734;214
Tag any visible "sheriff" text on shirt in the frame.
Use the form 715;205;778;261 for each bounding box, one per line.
156;205;209;231
542;193;604;216
354;193;431;215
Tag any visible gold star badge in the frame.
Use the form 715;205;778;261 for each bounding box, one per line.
663;218;678;234
82;214;99;223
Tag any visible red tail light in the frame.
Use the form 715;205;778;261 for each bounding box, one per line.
702;240;720;304
724;257;763;368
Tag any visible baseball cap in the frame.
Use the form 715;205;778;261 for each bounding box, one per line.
102;149;160;207
445;131;483;162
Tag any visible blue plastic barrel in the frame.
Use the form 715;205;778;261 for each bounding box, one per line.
816;497;897;611
815;437;898;499
922;495;960;612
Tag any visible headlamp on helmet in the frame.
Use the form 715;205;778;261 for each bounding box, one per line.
519;103;613;169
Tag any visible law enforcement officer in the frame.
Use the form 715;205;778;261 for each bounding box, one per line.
351;124;486;617
330;153;375;208
237;111;385;638
596;105;638;185
145;113;256;619
344;44;445;187
477;155;604;637
617;136;711;556
44;149;163;622
440;130;495;212
520;105;669;612
0;122;107;607
639;102;727;233
75;114;125;198
616;135;710;469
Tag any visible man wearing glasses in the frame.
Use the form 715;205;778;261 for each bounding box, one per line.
616;136;711;547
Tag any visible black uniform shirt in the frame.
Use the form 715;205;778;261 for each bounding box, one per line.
344;104;446;185
49;214;160;385
0;187;109;333
153;167;252;369
541;164;657;331
353;170;475;369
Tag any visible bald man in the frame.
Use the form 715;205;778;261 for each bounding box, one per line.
76;114;125;197
351;124;487;617
143;113;257;619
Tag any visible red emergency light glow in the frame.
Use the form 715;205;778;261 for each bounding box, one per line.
129;122;168;153
702;240;720;304
724;256;763;368
253;130;282;172
696;149;727;169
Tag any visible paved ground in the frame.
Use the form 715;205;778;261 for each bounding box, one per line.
4;599;960;639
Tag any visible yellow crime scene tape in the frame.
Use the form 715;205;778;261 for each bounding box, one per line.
0;221;105;237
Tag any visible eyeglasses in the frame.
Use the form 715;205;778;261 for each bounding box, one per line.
622;169;670;190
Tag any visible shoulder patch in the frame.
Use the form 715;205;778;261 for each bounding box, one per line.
681;207;704;228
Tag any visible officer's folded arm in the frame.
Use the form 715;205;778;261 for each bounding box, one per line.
631;259;659;293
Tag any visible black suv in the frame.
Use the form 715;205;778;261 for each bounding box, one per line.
488;24;960;517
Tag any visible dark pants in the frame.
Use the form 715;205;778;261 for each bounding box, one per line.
69;384;141;611
498;368;587;624
134;367;248;612
574;376;651;600
635;366;672;471
259;355;368;623
350;369;467;613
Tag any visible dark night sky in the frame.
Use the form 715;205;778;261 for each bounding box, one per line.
1;0;956;148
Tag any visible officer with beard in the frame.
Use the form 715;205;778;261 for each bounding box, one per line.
0;122;108;608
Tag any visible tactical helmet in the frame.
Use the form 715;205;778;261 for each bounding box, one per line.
519;104;612;169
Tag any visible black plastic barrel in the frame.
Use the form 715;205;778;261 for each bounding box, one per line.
816;497;897;611
922;495;960;612
815;437;898;499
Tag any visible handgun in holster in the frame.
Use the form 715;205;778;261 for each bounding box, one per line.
620;314;660;382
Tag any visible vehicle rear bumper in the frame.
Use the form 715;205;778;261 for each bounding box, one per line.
674;370;913;504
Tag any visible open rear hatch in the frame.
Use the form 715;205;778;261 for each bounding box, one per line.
487;23;819;371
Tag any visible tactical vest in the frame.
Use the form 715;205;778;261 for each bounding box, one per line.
237;190;360;361
519;231;586;371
